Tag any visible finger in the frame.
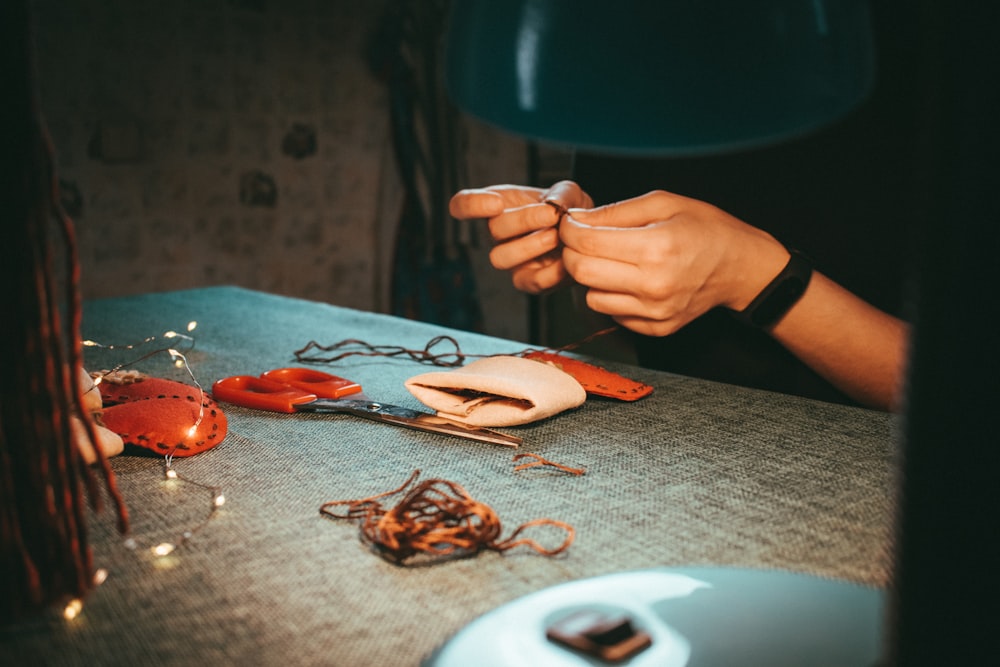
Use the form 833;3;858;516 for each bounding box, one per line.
71;415;124;465
562;248;645;294
77;366;102;413
543;180;593;212
510;251;568;294
582;291;688;337
488;184;549;201
451;185;549;217
584;289;647;317
488;203;562;241
610;313;686;338
566;189;683;229
489;227;560;270
561;216;670;264
449;189;506;220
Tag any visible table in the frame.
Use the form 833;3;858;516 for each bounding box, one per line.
1;287;897;665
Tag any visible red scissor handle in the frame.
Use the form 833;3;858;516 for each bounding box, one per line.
211;375;318;413
261;368;362;398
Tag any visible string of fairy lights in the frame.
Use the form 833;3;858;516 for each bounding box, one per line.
82;321;224;562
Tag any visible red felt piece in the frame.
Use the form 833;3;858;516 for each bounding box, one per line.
524;351;654;401
99;376;228;456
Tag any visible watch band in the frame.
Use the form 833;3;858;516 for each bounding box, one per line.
734;249;813;329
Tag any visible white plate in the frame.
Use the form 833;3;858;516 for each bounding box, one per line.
427;567;883;666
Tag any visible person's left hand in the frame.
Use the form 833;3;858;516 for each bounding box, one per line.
560;190;789;337
73;366;124;464
449;180;592;294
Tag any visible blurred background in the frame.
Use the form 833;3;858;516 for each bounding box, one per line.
33;0;550;343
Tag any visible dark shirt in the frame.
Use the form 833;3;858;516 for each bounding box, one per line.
570;5;925;405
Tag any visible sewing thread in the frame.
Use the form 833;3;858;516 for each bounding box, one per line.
512;452;586;475
320;470;574;565
294;327;619;368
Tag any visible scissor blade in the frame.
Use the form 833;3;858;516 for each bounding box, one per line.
377;412;523;447
298;399;522;448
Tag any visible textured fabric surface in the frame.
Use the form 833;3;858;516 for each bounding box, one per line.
1;287;898;666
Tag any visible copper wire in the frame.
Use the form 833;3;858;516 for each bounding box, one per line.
320;470;574;565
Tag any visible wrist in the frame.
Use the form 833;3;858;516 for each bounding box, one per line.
731;248;813;329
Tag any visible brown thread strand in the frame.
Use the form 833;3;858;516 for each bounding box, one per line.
294;326;620;368
512;453;587;476
295;335;468;367
320;470;574;565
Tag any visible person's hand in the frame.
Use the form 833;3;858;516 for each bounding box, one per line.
449;180;592;293
560;190;789;337
73;366;124;464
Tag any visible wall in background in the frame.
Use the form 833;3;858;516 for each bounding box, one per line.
33;0;533;342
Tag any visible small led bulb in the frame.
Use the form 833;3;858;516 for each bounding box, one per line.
213;493;226;507
152;542;176;557
165;468;178;480
93;568;109;586
63;598;83;620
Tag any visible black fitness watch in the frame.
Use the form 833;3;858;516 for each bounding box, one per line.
733;249;813;329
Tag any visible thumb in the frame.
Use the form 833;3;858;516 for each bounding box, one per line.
543;180;592;212
568;190;680;229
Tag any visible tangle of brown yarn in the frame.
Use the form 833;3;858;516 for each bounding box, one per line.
294;326;620;368
320;470;574;565
2;1;128;624
512;453;587;476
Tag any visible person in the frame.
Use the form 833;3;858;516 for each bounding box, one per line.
449;181;909;412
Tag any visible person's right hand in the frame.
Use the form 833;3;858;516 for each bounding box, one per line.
449;180;592;293
560;190;789;337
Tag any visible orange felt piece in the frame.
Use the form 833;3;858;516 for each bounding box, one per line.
99;376;228;457
524;352;654;401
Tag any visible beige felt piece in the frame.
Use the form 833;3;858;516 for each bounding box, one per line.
404;355;587;426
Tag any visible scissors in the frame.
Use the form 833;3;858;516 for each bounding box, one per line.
211;367;522;448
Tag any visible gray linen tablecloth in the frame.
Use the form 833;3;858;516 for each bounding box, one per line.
1;286;897;665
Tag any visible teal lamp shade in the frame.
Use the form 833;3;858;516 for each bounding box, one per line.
444;0;875;156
